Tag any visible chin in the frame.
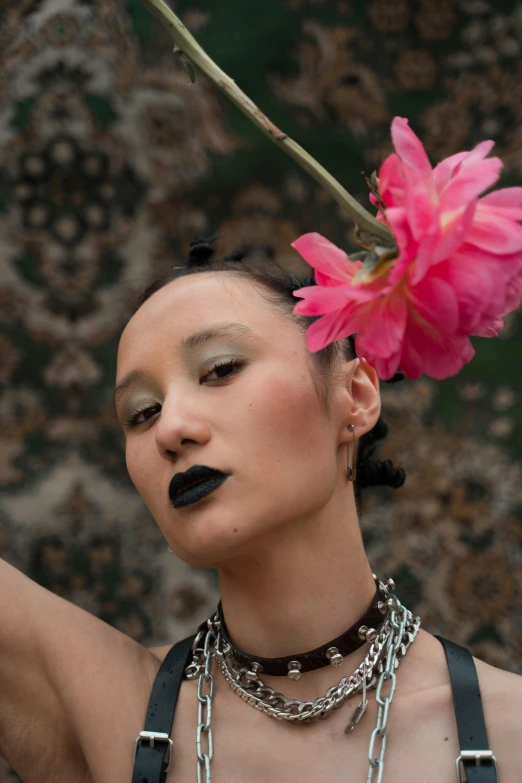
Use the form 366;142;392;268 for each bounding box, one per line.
168;516;266;569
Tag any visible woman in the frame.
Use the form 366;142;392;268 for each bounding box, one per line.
2;235;520;783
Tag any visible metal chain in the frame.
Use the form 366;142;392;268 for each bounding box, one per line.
189;584;419;783
196;621;216;783
215;625;387;721
366;596;408;782
213;609;420;723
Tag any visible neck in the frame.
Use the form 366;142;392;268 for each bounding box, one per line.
217;489;378;698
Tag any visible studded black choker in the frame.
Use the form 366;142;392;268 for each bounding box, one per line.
216;574;394;679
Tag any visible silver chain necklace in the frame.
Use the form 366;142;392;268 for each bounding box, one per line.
189;589;421;783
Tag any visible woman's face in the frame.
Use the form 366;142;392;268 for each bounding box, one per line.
114;272;367;568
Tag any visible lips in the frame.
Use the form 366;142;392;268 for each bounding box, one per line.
179;479;206;495
168;464;228;504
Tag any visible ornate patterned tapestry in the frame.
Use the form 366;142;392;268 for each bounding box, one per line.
1;1;522;777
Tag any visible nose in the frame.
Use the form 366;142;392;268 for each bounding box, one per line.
153;398;212;457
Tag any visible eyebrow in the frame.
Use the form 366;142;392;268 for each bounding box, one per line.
113;322;256;409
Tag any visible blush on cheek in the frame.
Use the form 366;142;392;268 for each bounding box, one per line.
261;374;321;435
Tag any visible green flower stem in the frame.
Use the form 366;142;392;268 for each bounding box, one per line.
141;0;394;245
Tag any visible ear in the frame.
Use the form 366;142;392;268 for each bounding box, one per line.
339;358;381;444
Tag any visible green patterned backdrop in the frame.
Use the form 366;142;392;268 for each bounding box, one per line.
2;0;522;777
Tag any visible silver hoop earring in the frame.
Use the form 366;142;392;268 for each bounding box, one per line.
347;423;356;482
168;546;174;553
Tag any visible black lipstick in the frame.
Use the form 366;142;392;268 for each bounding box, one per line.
172;476;228;508
169;465;229;508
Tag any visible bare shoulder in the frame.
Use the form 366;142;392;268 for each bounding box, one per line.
473;653;522;711
148;643;175;663
472;655;522;780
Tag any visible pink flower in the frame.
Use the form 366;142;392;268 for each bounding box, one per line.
291;117;522;380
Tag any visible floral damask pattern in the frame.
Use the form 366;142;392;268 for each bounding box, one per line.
1;1;522;778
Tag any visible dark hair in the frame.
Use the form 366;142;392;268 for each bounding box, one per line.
128;235;406;509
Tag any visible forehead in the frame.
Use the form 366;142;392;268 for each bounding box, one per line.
117;271;296;366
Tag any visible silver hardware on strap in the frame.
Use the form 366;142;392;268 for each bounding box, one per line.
456;750;498;783
133;730;174;772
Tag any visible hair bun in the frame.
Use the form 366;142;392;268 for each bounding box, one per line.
358;458;406;490
187;236;216;268
224;241;275;264
291;272;315;291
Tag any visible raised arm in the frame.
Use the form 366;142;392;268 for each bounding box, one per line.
0;557;89;779
0;556;161;782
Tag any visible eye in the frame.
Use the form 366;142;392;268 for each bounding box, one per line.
124;359;245;428
204;358;244;382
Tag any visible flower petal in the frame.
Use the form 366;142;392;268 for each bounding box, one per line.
382;207;417;284
397;330;424;380
377;152;406;208
480;186;522;208
475;203;522;222
402;317;475;379
409;213;441;285
477;187;522;220
303;307;363;352
408;274;460;334
465;213;522;254
389;118;438;241
455;242;522;269
353;288;408;360
439;252;507;333
370;350;403;381
433;151;470;193
383;207;412;254
391;117;433;178
433;140;496;192
439;157;502;213
432;199;477;263
459;139;496;167
292;283;356;315
291;233;353;284
472;316;504;338
502;271;522;314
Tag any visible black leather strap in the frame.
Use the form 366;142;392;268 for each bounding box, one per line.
132;629;500;783
132;633;196;783
217;584;388;676
435;635;498;783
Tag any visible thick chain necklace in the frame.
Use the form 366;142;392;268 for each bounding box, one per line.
186;585;421;783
